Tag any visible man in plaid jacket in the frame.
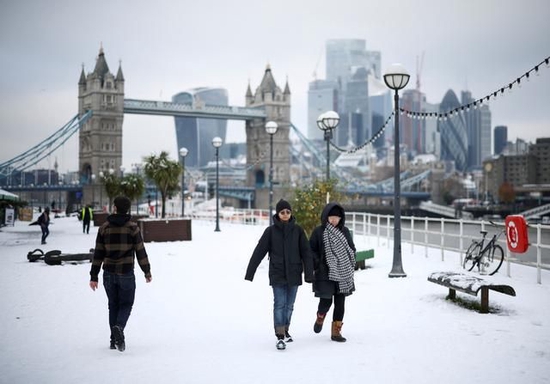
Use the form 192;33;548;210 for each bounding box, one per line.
89;195;152;352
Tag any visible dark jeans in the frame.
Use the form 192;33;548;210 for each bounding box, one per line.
272;284;299;331
83;219;91;234
40;225;49;244
318;294;346;321
103;270;136;332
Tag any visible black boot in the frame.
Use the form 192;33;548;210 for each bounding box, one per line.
112;325;125;352
314;312;326;333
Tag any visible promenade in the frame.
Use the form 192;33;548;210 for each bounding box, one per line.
1;216;549;384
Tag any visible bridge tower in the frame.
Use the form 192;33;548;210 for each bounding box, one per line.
245;65;291;209
78;47;124;206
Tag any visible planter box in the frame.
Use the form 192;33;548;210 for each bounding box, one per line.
94;213;150;227
93;212;109;227
137;218;192;242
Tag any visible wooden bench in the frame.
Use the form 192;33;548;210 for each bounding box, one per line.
355;249;374;270
427;271;516;313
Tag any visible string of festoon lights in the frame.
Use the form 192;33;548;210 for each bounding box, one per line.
330;112;395;154
220;149;267;171
330;55;549;154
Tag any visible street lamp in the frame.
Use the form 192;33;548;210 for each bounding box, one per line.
99;171;104;211
317;111;340;180
383;63;410;278
266;121;278;225
179;147;188;217
120;166;125;178
91;174;96;207
212;136;223;232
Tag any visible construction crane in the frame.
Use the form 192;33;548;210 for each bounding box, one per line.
416;51;425;91
312;46;323;81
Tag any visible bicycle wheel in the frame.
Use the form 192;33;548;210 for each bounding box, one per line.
463;242;482;271
485;244;504;276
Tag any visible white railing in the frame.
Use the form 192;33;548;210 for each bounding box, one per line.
346;212;550;284
189;207;270;226
179;208;549;284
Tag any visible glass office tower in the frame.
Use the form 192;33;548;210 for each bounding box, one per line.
439;90;468;172
172;88;228;168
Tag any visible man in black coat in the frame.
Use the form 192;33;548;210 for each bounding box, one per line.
245;199;314;350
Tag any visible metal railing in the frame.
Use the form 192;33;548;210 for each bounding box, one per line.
177;207;550;284
345;212;550;284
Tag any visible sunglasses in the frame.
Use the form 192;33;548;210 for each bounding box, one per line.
279;210;291;215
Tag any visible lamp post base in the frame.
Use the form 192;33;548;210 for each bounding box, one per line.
389;260;407;278
388;271;407;278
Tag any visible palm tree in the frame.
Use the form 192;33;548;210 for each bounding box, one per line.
102;172;121;213
143;151;182;218
120;174;145;214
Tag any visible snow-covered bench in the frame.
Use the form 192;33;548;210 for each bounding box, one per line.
427;271;516;314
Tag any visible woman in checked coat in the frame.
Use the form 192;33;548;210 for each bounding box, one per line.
309;202;356;342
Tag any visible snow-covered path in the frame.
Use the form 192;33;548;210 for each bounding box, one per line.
1;216;549;384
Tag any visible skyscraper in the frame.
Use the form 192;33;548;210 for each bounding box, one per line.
494;125;508;155
439;90;468;171
401;89;427;156
461;91;492;170
307;79;338;141
172;88;228;168
316;39;381;146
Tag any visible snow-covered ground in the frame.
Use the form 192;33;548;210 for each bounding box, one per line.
1;215;549;384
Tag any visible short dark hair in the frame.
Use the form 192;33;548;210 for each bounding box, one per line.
114;196;131;214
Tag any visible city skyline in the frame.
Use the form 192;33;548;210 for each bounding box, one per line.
1;0;549;173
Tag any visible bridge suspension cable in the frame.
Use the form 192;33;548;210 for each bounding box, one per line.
0;111;92;177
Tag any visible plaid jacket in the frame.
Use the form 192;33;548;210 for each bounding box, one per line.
90;214;151;282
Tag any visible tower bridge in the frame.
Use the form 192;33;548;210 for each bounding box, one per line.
123;99;266;120
1;47;432;210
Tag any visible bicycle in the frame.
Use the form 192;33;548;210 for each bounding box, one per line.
462;222;505;275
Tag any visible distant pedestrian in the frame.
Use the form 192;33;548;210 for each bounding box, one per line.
81;204;93;234
245;199;313;351
309;202;356;342
89;195;152;352
37;207;50;245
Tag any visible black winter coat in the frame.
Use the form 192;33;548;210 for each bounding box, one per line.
310;202;356;298
245;215;314;286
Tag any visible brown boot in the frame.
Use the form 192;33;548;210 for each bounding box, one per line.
313;312;326;333
331;321;346;342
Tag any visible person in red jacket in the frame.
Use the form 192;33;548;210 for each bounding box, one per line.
89;195;152;352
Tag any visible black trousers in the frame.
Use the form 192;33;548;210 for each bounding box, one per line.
318;294;346;321
103;271;136;335
83;219;91;234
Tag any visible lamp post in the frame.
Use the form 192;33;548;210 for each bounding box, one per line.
212;136;223;232
317;111;340;181
91;174;96;207
266;121;278;225
99;171;104;211
179;147;188;217
108;168;115;213
383;63;410;278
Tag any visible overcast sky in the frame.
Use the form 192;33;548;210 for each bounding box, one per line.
1;0;549;173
